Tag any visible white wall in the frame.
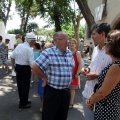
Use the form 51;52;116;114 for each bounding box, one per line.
5;34;16;49
87;0;120;24
0;22;5;42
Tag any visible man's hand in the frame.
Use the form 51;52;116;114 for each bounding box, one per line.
86;72;98;80
81;68;90;76
42;79;47;87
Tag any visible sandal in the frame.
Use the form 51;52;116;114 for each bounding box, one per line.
69;104;73;109
40;107;43;112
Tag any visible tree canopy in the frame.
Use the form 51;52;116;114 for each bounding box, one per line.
2;0;96;40
0;0;12;26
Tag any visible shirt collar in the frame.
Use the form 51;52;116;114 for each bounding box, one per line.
24;42;30;47
54;46;68;55
97;45;105;51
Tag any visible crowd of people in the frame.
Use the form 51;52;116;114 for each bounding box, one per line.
0;22;120;120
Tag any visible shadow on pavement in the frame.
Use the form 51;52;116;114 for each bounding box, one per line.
0;50;86;120
0;67;42;120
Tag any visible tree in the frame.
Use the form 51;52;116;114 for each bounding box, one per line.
0;0;12;26
27;22;38;32
73;11;83;47
7;29;24;34
35;28;54;41
75;0;95;37
15;0;38;33
36;0;75;31
62;24;85;39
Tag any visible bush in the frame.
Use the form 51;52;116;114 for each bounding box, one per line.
7;29;24;35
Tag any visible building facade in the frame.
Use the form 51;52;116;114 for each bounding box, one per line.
87;0;120;29
84;0;120;46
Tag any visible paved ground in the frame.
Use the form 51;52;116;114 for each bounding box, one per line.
0;50;90;120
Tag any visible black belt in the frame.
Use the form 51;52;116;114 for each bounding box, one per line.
46;84;69;91
16;64;30;67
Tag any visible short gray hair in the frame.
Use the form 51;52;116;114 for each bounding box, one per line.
53;31;67;41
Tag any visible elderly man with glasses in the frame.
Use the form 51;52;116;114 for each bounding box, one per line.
31;31;74;120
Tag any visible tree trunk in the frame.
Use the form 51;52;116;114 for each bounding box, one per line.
53;5;62;32
4;2;12;26
73;13;83;49
54;16;62;32
75;0;95;37
23;12;30;33
20;9;25;31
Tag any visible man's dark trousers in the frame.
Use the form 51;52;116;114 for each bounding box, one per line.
15;64;31;106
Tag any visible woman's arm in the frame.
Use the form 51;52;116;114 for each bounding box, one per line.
87;64;120;105
74;51;82;78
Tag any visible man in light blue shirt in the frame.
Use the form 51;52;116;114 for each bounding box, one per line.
31;31;74;120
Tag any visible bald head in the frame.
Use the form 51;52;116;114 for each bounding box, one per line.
15;34;21;39
53;31;68;41
53;31;68;53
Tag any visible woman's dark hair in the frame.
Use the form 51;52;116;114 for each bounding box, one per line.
0;35;3;40
35;43;41;49
107;30;120;58
5;39;10;42
91;22;111;37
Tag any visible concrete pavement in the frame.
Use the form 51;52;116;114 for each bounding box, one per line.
0;50;90;120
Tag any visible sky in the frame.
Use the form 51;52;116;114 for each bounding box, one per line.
5;1;85;33
5;1;49;32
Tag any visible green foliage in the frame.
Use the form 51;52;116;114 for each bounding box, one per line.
0;0;12;26
62;24;74;38
15;0;38;18
62;24;85;38
35;28;55;41
27;22;39;32
36;0;76;30
79;25;85;38
35;28;55;36
15;0;39;32
7;29;24;35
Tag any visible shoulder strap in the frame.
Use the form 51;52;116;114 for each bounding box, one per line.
113;61;120;67
75;50;79;56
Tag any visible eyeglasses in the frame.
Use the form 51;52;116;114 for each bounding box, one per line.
57;38;68;41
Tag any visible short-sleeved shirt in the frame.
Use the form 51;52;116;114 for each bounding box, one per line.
11;42;34;65
35;46;74;89
14;38;22;46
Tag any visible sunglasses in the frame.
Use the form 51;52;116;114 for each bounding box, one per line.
104;42;109;45
104;41;112;46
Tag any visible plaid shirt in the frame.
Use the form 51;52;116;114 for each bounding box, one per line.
35;46;74;89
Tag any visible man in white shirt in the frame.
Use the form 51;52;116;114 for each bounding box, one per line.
11;33;35;111
81;23;112;120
